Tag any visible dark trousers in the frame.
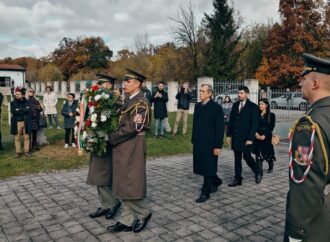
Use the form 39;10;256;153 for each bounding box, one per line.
30;129;38;148
65;128;74;144
202;174;222;194
234;150;258;180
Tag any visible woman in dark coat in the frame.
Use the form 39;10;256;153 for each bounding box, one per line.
61;93;78;148
192;84;224;203
254;98;276;174
27;88;42;151
151;81;168;137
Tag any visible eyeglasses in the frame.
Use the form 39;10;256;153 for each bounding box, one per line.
28;91;34;93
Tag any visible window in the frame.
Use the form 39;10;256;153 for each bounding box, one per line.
0;77;11;87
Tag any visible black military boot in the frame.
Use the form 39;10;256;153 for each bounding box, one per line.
267;158;274;173
256;156;263;177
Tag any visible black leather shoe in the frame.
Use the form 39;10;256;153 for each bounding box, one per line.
211;179;223;193
255;173;262;183
132;213;152;233
228;180;242;187
268;167;273;173
89;207;109;218
195;193;210;203
107;222;132;233
105;202;121;219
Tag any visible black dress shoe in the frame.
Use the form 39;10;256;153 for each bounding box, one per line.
107;222;132;233
89;207;109;218
195;193;210;203
268;167;273;173
255;173;262;184
105;202;121;219
132;213;152;233
228;180;242;187
211;179;223;193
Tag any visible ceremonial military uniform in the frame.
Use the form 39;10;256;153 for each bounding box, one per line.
86;73;121;219
107;69;152;233
284;54;330;242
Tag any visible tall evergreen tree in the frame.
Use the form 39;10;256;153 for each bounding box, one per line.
202;0;243;80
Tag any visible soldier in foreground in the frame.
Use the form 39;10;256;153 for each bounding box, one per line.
284;53;330;242
107;68;152;233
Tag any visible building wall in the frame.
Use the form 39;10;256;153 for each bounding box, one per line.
0;70;25;87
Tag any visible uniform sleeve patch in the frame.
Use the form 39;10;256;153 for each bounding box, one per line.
294;146;310;166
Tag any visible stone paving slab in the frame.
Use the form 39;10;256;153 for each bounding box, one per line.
0;145;292;241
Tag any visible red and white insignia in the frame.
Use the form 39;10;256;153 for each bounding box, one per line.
294;145;310;166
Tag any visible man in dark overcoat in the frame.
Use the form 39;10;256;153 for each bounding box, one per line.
227;86;261;186
284;53;330;242
151;81;168;138
192;84;224;203
87;73;121;220
107;68;152;233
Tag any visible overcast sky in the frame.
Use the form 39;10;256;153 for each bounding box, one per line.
0;0;280;59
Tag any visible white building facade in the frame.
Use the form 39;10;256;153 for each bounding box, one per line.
0;64;26;88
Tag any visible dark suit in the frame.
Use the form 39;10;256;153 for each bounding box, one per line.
227;99;259;181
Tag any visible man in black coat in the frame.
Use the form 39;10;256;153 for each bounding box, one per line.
227;86;262;186
192;84;224;203
151;81;168;138
10;88;32;158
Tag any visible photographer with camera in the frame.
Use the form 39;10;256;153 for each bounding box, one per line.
151;81;168;138
172;81;192;136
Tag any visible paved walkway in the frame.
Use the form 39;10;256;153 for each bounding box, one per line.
0;145;291;242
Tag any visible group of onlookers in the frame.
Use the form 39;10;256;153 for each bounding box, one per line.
8;85;79;158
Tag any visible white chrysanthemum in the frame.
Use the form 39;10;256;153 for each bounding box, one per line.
91;122;97;128
94;94;102;101
100;115;107;122
91;114;97;122
89;106;95;114
103;93;110;99
82;131;87;139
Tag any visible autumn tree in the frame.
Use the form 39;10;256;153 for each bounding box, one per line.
202;0;243;80
52;36;113;81
256;0;330;86
39;63;63;84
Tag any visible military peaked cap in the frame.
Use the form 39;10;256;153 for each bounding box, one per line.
124;68;146;82
96;73;117;85
301;53;330;76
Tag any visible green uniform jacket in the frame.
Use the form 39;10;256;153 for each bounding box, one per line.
285;96;330;242
108;92;151;199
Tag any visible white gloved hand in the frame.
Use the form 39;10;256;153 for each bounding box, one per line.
289;237;302;242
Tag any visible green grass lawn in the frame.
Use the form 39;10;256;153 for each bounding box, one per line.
0;98;197;179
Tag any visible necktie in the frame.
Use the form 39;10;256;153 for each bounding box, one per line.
239;102;244;113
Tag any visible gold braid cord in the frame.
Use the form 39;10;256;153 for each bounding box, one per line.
290;116;329;175
119;101;150;127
